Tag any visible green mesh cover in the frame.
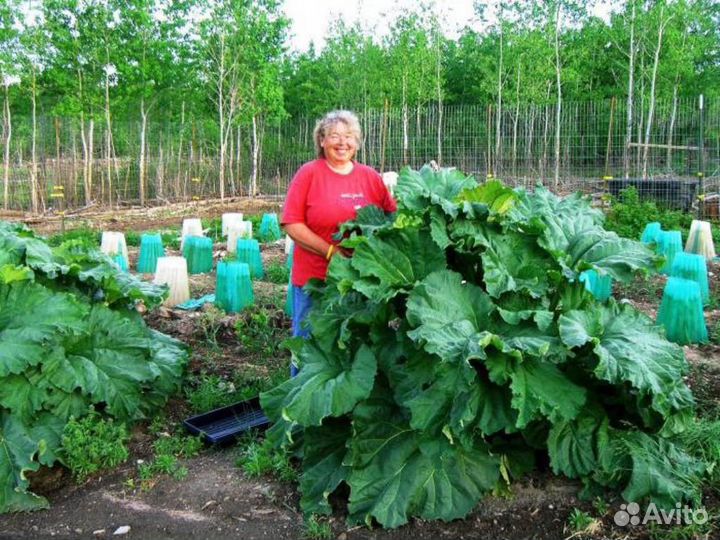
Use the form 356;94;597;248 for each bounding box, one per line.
137;233;165;273
579;269;613;301
183;236;214;274
285;280;294;317
114;254;128;272
656;230;682;274
657;277;708;345
236;238;264;279
286;242;294;270
259;213;282;242
670;252;709;304
215;261;254;313
640;222;662;245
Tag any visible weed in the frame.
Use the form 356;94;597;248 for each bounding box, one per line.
264;261;290;284
124;230;141;247
153;433;204;459
61;410;130;482
237;440;297;482
647;519;716;540
302;515;332;540
47;226;99;247
198;304;227;351
674;416;720;488
202;217;223;241
185;373;244;413
592;497;609;516
234;305;288;358
604;187;695;241
566;508;601;536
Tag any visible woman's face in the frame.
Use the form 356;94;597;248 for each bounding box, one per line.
321;122;357;165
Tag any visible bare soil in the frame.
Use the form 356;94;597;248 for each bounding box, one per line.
2;211;720;540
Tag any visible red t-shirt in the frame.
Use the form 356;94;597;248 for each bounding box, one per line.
282;159;397;286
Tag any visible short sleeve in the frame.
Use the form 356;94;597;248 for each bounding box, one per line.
282;164;312;225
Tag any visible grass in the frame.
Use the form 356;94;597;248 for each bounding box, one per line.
236;439;297;483
61;410;130;483
302;515;332;540
264;261;290;284
565;508;601;537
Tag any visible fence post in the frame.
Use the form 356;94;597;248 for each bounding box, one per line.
698;94;704;219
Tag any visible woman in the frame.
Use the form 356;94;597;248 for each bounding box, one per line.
282;110;397;376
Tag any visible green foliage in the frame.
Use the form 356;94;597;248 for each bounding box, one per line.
261;166;704;528
0;222;188;512
604;187;696;241
153;433;204;460
234;305;288;358
47;226;99;247
185;374;245;413
61;410;130;483
264;262;290;284
566;508;596;534
302;515;332;540
237;439;297;482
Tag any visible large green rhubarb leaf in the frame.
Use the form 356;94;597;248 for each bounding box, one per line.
559;303;688;414
300;419;351;515
509;358;586;428
260;343;377;426
350;228;446;300
346;390;499;527
395;165;476;217
0;281;87;377
547;410;606;478
0;413;48;512
406;270;495;362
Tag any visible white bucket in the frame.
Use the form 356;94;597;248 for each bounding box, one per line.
153;256;190;307
100;231;129;260
222;213;244;236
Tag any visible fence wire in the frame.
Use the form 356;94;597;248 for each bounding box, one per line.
1;96;718;217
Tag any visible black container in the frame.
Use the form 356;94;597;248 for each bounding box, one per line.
607;178;698;211
183;396;270;444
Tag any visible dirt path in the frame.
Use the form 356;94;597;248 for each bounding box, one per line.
1;445;588;540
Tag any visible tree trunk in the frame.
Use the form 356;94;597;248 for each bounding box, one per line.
402;73;409;164
104;66;113;206
435;32;442;166
666;77;679;170
87;119;94;203
251;114;259;196
553;3;562;188
512;64;521;177
495;22;503;176
2;85;11;210
139;99;148;205
623;1;636;179
30;68;39;213
642;5;671;179
176;101;184;199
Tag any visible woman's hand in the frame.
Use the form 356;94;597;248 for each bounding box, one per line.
284;223;337;259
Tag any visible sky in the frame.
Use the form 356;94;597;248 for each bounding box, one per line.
282;0;617;53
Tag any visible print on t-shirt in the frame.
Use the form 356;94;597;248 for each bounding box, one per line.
339;192;368;210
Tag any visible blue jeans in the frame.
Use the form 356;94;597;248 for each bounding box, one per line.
290;286;313;377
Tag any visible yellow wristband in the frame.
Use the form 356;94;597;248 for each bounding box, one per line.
326;244;335;260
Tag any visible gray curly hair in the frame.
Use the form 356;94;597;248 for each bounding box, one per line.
313;110;362;158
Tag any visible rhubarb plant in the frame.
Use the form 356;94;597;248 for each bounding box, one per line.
0;223;187;512
261;166;704;528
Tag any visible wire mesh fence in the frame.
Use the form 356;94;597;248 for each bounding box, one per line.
1;95;718;217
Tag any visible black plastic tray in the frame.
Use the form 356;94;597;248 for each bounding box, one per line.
183;396;270;444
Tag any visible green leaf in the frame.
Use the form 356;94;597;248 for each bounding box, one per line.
300;419;351;515
350;228;446;299
558;303;688;415
346;390;499;528
395;165;477;218
0;265;34;284
479;229;556;298
509;358;586;428
261;343;377;426
406;270;495;362
0;412;49;513
0;281;87;377
458;180;517;218
547;411;605;478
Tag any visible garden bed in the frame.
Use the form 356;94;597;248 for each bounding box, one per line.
3;206;720;540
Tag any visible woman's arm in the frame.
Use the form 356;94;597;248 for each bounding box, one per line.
284;222;333;258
